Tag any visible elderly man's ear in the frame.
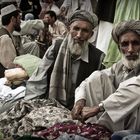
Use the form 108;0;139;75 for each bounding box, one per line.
89;31;94;39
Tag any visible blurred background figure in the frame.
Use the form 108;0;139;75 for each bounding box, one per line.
19;0;41;20
59;0;93;22
39;0;60;19
43;10;67;42
24;13;34;21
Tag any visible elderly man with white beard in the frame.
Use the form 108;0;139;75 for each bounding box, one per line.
25;10;105;110
71;20;140;132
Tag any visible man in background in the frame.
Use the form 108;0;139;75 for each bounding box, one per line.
0;4;21;77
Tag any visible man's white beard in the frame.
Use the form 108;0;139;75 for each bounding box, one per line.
122;52;140;69
68;37;87;57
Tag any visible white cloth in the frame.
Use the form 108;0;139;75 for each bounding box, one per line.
0;86;25;102
0;78;25;102
0;78;26;114
19;19;45;35
96;21;113;54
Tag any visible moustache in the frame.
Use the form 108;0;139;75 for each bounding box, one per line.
125;53;139;60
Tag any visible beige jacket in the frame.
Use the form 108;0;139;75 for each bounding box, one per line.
0;34;17;68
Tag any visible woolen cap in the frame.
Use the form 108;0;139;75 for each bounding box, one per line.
68;10;98;29
112;20;140;44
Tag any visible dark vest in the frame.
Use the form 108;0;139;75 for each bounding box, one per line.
76;43;105;87
0;27;18;78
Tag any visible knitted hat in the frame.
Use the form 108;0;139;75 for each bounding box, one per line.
68;10;98;29
112;20;140;44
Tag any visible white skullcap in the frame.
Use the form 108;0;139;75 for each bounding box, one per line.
1;4;17;17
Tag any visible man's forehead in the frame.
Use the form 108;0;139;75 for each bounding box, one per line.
120;31;140;40
70;20;93;28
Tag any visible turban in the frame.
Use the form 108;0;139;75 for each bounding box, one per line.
68;10;98;29
112;20;140;44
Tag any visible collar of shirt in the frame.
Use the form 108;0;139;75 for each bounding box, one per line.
50;20;59;28
2;26;12;34
122;64;140;75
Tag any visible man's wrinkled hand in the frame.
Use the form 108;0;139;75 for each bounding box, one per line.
71;99;86;120
81;106;100;122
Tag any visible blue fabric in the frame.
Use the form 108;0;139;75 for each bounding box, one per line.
123;135;140;140
111;130;140;140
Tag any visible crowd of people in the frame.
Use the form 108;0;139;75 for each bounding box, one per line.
0;0;140;139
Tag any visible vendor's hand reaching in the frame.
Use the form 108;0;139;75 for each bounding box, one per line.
71;99;86;121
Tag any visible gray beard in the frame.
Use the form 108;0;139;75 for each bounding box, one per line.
122;53;140;69
69;43;83;56
69;39;86;57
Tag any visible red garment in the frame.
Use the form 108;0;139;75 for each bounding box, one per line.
35;121;112;140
